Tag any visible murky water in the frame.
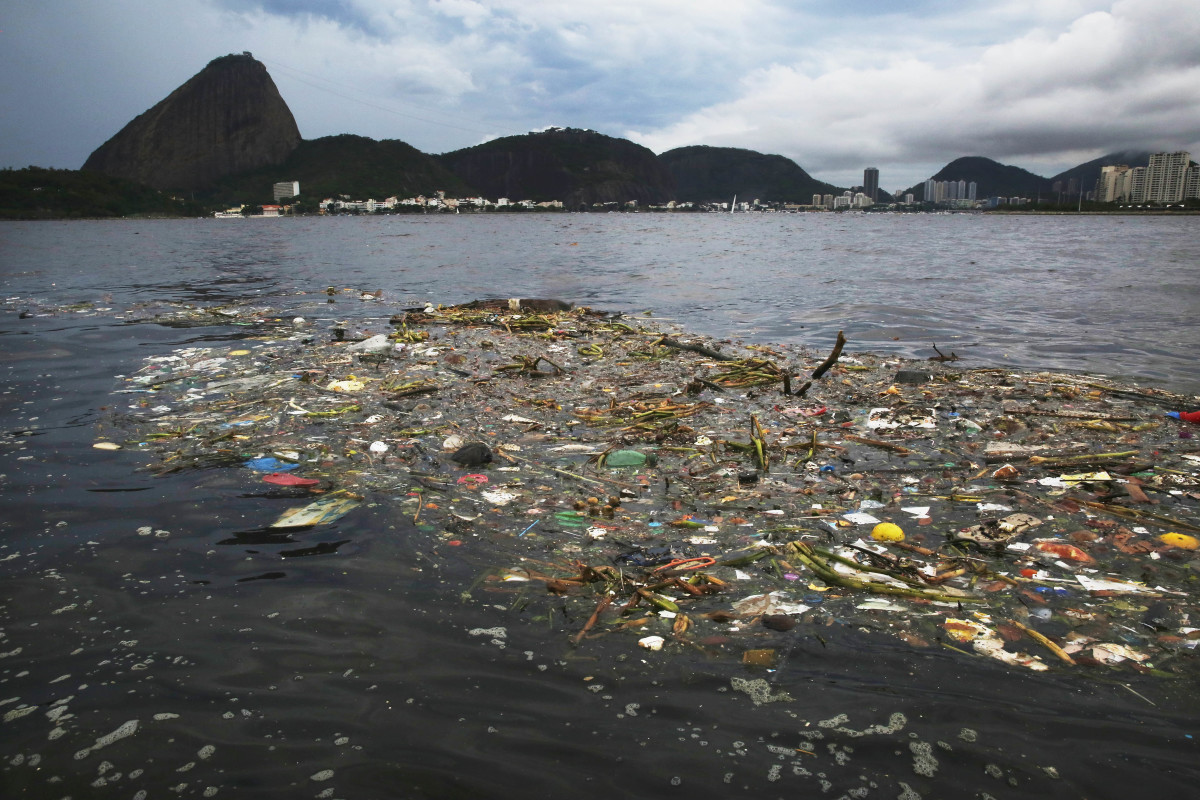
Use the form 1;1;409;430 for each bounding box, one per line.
1;214;1198;799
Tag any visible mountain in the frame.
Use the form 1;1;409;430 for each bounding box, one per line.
909;156;1053;200
438;128;675;207
82;53;301;192
659;145;843;203
1049;150;1152;194
207;134;472;203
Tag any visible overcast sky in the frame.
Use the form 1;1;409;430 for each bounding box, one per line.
3;0;1198;191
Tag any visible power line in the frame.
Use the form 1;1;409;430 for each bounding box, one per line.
260;56;498;138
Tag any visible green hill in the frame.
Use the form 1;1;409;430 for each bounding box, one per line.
659;145;843;203
206;134;473;205
0;167;206;219
1048;150;1152;195
438;128;676;207
908;156;1052;201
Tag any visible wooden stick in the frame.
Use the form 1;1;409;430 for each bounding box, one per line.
811;330;846;379
1008;618;1075;665
1028;450;1138;465
572;593;614;644
654;336;736;362
844;434;912;455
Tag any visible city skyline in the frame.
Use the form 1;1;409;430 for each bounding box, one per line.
2;2;1198;190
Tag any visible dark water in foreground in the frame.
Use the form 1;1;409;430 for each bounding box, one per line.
1;214;1198;799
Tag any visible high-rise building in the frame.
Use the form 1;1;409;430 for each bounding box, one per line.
968;182;977;202
1145;151;1191;203
1185;165;1200;200
1129;167;1148;203
863;167;879;202
273;180;300;202
813;194;822;207
923;179;935;203
1098;165;1132;202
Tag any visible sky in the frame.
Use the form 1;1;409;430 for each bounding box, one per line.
3;0;1199;192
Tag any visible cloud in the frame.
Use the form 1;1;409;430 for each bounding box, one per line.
628;0;1200;188
1;0;1197;187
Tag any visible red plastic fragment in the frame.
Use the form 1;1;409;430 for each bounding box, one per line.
263;473;320;487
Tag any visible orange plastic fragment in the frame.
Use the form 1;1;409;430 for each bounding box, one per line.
1034;541;1095;563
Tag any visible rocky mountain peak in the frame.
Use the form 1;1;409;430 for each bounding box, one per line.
83;53;301;191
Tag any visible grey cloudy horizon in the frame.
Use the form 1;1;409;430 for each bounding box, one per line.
2;0;1198;192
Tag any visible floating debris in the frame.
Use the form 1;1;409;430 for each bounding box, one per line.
92;297;1200;678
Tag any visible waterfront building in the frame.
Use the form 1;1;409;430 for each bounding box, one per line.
822;194;833;208
1128;167;1148;203
1186;165;1200;200
273;180;299;202
813;194;822;207
863;167;879;202
1098;165;1134;202
1145;151;1191;203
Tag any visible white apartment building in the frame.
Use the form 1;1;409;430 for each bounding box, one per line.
273;181;300;202
1186;167;1200;200
1128;167;1148;203
1098;165;1132;202
1145;151;1190;203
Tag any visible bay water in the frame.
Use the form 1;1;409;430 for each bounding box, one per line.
1;213;1197;798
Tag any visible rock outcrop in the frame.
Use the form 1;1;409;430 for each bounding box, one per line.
83;53;301;192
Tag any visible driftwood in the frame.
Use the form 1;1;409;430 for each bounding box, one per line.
811;330;846;379
928;344;959;362
656;337;736;362
844;434;912;455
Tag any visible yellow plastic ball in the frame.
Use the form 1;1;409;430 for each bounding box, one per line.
871;522;905;543
1159;532;1200;550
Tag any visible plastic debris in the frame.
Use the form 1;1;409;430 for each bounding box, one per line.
244;457;299;472
1159;533;1200;550
271;495;361;528
90;295;1200;677
870;522;905;542
262;473;320;487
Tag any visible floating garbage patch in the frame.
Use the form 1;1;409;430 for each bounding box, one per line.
91;295;1200;678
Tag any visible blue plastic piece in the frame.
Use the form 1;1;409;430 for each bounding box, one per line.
1167;411;1181;420
244;457;299;472
819;465;836;473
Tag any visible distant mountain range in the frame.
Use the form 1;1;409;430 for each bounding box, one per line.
903;152;1155;201
5;54;1180;217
